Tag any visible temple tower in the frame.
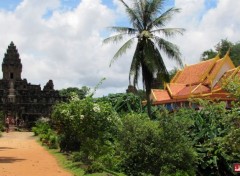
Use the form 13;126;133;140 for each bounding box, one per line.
2;42;22;81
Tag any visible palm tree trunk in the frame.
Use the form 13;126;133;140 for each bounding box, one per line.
142;63;153;118
146;86;152;118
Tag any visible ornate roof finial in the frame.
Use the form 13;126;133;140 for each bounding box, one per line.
225;48;231;56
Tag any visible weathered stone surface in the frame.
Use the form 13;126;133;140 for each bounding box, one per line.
0;42;64;126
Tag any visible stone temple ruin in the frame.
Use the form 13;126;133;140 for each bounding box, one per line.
0;42;64;127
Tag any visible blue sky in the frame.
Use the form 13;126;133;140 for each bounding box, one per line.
0;0;218;26
0;0;239;97
0;0;219;11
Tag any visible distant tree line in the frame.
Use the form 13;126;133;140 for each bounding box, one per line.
200;39;240;66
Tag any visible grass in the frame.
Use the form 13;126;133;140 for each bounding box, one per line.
47;148;85;176
40;142;124;176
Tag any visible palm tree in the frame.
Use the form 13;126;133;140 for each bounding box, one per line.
104;0;184;117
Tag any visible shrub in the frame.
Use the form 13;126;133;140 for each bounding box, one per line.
32;119;58;149
52;97;120;162
173;100;240;175
118;112;196;176
32;120;51;136
97;93;143;114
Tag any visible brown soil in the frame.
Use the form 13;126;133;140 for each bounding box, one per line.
0;132;72;176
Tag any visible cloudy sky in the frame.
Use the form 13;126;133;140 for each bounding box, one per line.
0;0;239;97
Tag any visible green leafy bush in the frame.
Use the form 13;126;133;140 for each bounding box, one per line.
173;99;240;175
118;112;196;176
32;119;58;149
32;120;51;136
52;97;120;163
97;93;143;114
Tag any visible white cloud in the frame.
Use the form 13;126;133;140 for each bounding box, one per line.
0;0;239;97
0;0;130;97
169;0;240;65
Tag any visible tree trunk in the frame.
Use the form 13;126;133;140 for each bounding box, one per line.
142;63;153;118
146;86;152;118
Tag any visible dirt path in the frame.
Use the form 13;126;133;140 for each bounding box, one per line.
0;132;72;176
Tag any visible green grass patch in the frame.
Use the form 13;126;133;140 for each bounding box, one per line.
47;149;85;176
38;140;123;176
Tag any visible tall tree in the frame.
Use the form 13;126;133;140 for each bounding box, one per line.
104;0;184;116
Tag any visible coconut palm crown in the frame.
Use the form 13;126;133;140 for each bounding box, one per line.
103;0;185;116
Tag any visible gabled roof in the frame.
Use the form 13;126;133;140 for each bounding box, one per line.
204;52;235;86
172;57;217;85
166;83;186;96
150;53;238;105
151;89;171;103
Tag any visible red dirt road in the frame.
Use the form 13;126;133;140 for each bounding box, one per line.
0;132;72;176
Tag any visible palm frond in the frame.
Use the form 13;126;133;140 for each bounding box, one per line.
103;33;129;44
129;43;142;86
151;28;185;37
107;26;137;34
143;39;168;75
147;7;181;30
148;0;164;16
154;36;183;66
119;0;143;30
110;37;136;66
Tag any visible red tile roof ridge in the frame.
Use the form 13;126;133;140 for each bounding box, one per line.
170;70;182;83
173;56;218;85
183;57;217;68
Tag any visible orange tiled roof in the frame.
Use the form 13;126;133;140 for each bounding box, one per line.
172;58;217;85
151;89;171;102
207;92;234;100
150;53;238;105
167;83;186;96
175;84;210;97
175;85;195;97
191;84;210;94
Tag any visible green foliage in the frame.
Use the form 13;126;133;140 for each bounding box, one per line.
32;119;51;136
52;97;120;163
200;39;240;66
231;42;240;66
32;119;59;149
59;86;90;100
173;99;240;175
98;93;143;114
104;0;184;117
118;112;196;176
219;106;240;164
49;89;240;175
222;76;240;100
